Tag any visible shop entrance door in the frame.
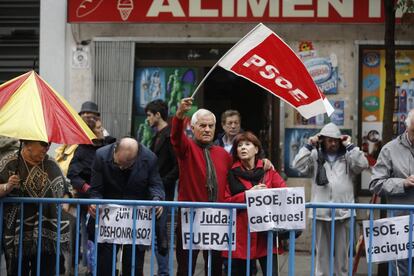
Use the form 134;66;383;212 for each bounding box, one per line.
203;67;275;159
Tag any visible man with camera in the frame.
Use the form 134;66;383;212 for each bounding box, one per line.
292;122;368;276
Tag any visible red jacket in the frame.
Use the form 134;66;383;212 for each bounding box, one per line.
171;116;232;202
223;160;286;260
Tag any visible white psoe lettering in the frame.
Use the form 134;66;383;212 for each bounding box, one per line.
242;54;309;102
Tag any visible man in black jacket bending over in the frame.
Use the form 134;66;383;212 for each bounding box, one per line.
89;137;165;276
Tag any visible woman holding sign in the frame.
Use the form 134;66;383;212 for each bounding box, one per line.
223;131;286;275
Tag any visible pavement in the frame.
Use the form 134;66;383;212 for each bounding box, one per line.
2;247;375;276
142;250;377;276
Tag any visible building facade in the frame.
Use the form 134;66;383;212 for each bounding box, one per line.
38;0;414;248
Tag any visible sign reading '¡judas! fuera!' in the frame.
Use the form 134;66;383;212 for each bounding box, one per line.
98;205;153;245
68;0;402;23
181;208;236;251
245;187;306;232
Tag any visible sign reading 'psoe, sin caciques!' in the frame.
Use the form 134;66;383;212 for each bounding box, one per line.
246;187;306;232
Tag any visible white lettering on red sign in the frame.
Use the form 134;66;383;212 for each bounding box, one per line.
283;0;314;18
317;0;353;18
147;0;361;18
190;0;219;17
242;54;309;102
69;0;404;22
147;0;185;17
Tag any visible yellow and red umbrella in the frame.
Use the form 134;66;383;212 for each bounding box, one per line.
0;71;96;144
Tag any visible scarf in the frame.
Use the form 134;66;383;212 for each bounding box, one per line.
195;140;218;202
228;166;265;196
315;148;329;186
315;144;347;186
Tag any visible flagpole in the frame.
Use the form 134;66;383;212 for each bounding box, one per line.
190;63;219;98
191;23;264;98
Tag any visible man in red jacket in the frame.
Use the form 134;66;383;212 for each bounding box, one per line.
171;97;232;276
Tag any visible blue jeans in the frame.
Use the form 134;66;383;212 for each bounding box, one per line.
155;207;169;276
155;239;169;276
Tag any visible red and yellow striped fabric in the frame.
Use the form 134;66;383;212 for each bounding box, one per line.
0;71;96;144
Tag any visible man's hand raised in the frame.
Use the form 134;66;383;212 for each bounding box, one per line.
176;98;193;119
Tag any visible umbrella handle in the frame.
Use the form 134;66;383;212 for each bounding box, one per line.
14;141;23;175
13;141;25;197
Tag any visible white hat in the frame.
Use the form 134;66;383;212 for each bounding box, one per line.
319;123;341;139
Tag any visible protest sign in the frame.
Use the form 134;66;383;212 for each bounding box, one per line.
363;215;414;263
181;208;236;251
98;204;153;245
245;187;306;232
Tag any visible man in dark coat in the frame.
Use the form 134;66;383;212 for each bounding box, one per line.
143;99;178;276
89;137;165;276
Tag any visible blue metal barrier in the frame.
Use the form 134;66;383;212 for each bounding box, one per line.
1;198;414;276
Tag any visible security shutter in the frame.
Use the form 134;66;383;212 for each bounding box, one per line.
92;41;135;139
0;0;40;83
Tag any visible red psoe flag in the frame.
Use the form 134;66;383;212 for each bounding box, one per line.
218;23;333;119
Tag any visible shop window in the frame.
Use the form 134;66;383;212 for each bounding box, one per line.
358;45;414;195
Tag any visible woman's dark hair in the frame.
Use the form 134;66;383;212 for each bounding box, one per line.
231;131;262;162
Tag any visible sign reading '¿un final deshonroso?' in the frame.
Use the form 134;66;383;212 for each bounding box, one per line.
181;208;236;251
246;187;306;232
98;204;152;245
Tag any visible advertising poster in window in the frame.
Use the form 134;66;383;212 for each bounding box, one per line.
297;41;339;95
284;128;319;177
132;67;199;146
359;47;414;192
285;128;352;177
294;100;345;127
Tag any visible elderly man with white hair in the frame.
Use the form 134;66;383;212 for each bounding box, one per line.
370;109;414;276
171;97;233;276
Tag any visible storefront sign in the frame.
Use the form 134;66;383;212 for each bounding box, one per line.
68;0;399;23
98;205;153;245
245;187;306;232
181;208;236;251
363;215;414;263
